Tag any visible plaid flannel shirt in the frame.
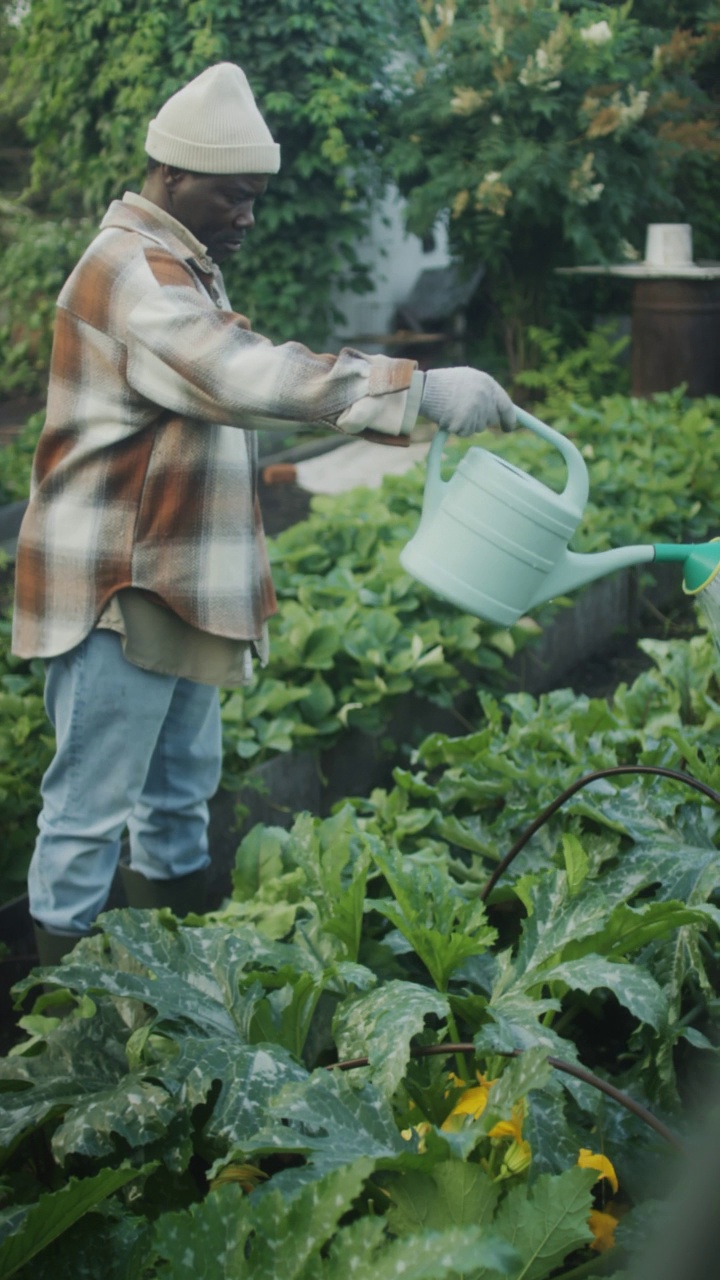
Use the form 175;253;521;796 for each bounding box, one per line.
13;195;419;659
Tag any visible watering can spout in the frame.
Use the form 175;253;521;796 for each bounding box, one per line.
527;544;656;608
400;408;717;628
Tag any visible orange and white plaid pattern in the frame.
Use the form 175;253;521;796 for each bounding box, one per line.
13;197;417;658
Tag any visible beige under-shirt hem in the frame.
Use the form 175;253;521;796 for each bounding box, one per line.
96;589;268;687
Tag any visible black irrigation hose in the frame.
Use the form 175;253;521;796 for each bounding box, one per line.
480;765;720;902
328;1042;685;1152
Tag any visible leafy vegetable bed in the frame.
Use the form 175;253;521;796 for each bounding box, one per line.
1;388;719;909
1;631;718;1277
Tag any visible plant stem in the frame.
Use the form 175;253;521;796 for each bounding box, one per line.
446;1007;470;1080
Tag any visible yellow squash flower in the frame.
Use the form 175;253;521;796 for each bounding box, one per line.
578;1149;621;1252
589;1208;619;1253
441;1072;496;1132
489;1101;532;1178
488;1100;524;1142
577;1148;619;1194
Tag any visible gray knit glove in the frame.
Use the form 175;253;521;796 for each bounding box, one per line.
420;368;516;435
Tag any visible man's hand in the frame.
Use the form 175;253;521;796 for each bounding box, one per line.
420;368;516;435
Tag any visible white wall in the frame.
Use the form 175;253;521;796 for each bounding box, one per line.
330;186;452;346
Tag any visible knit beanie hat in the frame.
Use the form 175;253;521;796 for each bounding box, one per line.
145;63;280;174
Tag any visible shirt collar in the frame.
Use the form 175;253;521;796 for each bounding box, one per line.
119;192;217;274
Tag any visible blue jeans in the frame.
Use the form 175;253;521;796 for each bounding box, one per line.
29;630;222;935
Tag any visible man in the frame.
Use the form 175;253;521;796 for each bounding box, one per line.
12;63;515;962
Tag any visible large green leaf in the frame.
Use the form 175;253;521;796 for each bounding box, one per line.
572;820;720;911
486;1167;596;1280
333;981;450;1098
0;1165;143;1280
236;967;328;1058
512;877;615;976
152;1158;518;1279
590;901;720;962
15;912;301;1038
523;1092;584;1178
287;808;373;962
382;1160;500;1236
324;1218;518;1280
536;956;667;1031
0;1002;134;1161
232;824;290;900
230;1071;409;1186
152;1158;374;1279
51;1077;181;1165
176;1039;309;1153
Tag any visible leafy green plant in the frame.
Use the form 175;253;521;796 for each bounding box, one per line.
151;1160;521;1280
0;214;93;397
0;903;664;1277
1;631;718;1274
514;323;631;416
0;411;43;505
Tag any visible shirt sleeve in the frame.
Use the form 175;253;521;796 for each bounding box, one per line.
125;261;420;438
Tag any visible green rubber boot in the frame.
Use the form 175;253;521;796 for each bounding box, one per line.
32;921;87;966
119;864;207;918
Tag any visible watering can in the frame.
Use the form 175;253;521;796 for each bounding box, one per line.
399;406;720;627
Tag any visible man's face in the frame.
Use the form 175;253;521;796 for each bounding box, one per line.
166;171;269;262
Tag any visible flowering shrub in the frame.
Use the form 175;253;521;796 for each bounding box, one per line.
390;0;720;371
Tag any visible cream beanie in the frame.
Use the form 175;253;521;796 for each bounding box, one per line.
145;63;280;174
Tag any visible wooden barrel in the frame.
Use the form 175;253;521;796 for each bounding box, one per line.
631;279;720;397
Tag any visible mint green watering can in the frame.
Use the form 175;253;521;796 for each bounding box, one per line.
400;406;720;627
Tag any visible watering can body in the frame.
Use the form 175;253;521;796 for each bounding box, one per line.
400;408;654;626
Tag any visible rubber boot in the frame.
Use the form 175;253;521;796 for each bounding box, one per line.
119;864;207;918
31;922;88;1016
32;921;87;966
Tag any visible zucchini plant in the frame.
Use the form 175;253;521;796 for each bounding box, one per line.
0;632;717;1277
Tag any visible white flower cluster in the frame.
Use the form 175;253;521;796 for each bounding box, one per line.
568;151;604;205
580;20;613;45
583;84;650;139
519;46;561;90
518;24;568;91
617;85;650;129
450;87;491;115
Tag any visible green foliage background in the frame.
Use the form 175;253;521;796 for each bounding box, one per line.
0;0;416;391
388;0;720;372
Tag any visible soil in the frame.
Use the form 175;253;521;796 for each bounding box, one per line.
562;590;700;697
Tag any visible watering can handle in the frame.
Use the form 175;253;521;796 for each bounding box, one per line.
421;427;451;522
423;406;589;518
513;405;590;511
